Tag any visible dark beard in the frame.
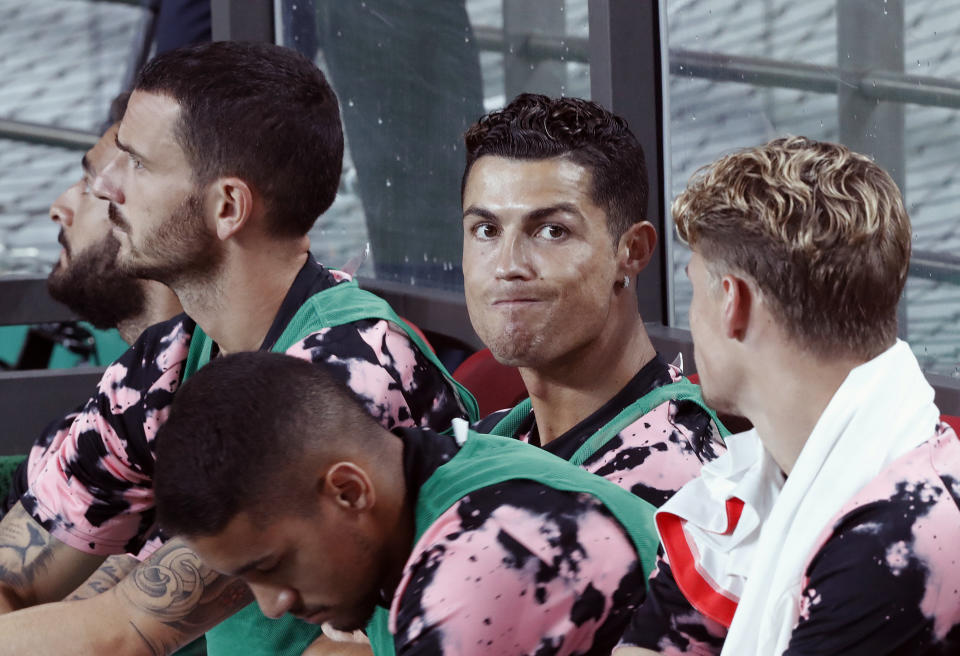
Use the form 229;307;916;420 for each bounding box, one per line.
47;231;146;330
116;192;222;286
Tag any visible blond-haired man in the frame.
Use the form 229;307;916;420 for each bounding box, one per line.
617;137;960;656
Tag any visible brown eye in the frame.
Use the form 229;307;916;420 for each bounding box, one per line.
536;224;567;241
473;223;499;240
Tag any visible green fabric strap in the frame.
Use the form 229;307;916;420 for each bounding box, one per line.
367;430;661;655
486;397;532;438
182;280;479;423
570;379;730;465
489;379;730;462
193;281;477;656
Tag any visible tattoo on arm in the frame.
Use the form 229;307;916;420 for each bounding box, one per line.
116;538;252;653
66;554;139;601
0;503;100;608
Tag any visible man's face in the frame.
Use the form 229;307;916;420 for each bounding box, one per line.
462;156;621;368
188;509;386;632
93;90;219;285
47;124;145;328
687;250;737;414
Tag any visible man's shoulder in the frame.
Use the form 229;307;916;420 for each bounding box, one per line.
392;478;644;654
793;427;960;655
804;424;960;609
580;385;725;507
828;423;960;531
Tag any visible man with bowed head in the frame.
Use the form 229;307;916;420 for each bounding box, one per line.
155;350;661;655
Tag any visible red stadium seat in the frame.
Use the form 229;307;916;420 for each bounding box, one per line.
940;414;960;436
453;348;528;417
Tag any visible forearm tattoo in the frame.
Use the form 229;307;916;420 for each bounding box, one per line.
117;539;252;654
0;504;62;606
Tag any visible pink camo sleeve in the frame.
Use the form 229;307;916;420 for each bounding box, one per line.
22;320;191;555
283;319;464;432
389;487;644;655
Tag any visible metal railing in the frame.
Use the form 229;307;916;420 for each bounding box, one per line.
6;24;960;140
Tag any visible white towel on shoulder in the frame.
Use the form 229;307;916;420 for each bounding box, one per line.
658;340;939;656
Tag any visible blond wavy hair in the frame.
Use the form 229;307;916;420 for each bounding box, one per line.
674;136;911;359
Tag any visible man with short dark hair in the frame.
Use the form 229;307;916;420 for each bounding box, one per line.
616;137;960;656
155;351;658;656
463;94;727;507
0;41;474;655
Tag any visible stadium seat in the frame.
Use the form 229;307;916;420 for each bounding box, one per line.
453;348;527;417
941;414;960;435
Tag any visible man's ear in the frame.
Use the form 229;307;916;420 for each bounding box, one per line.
720;273;754;342
617;221;658;276
209;176;254;241
323;462;376;513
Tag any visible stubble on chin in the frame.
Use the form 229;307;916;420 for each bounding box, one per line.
483;321;546;368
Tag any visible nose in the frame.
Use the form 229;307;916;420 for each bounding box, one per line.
250;582;299;620
494;230;535;281
91;151;125;204
49;185;77;227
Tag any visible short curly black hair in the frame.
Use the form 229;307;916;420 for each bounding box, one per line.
462;93;648;243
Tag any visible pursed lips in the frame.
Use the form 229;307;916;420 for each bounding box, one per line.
490;288;550;305
492;297;541;305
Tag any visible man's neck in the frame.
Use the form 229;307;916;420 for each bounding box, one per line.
376;436;415;603
116;281;183;345
521;318;657;445
739;343;865;476
173;239;310;354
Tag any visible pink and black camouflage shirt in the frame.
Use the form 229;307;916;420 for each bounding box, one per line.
19;256;467;558
387;427;648;655
477;355;726;509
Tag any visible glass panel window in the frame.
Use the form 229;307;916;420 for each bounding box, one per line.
277;0;590;290
664;0;960;376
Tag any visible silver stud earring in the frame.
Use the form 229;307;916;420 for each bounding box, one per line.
622;275;630;289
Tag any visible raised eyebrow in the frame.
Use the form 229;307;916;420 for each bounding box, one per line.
462;206;498;223
525;203;584;223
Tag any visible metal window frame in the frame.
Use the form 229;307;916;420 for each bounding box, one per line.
589;0;667;325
